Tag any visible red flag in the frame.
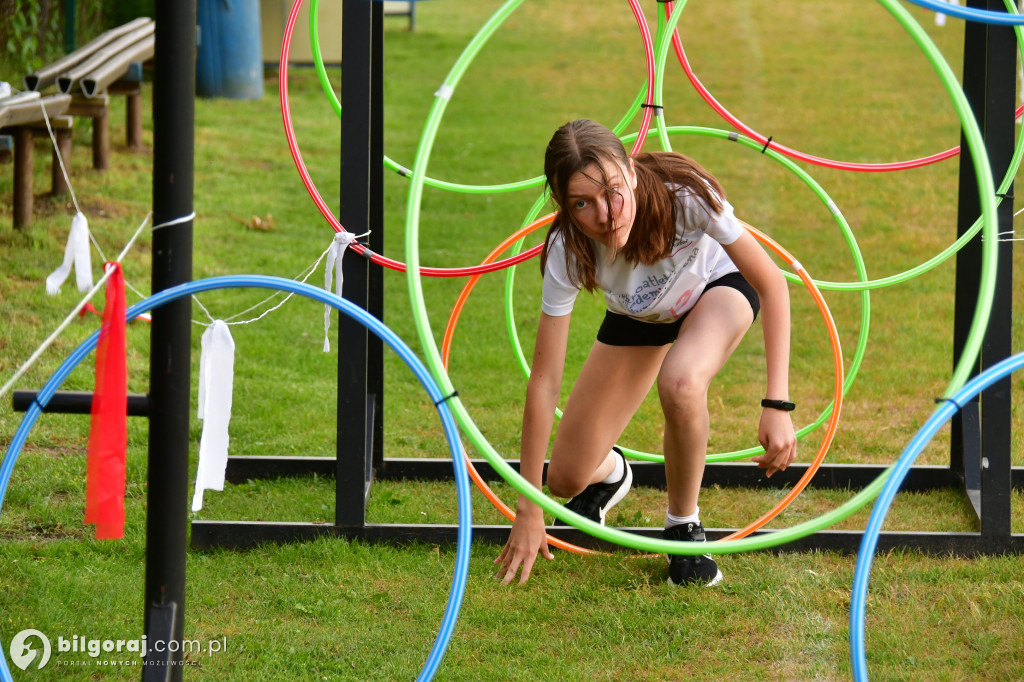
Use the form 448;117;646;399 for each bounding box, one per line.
85;263;127;540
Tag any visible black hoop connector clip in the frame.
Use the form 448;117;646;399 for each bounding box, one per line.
434;391;460;407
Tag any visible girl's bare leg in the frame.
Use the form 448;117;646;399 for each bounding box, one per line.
547;341;669;498
658;287;754;517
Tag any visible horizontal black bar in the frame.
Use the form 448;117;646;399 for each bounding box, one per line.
378;459;972;493
226;456;336;483
189;520;1024;556
12;389;151;416
224;456;1024;492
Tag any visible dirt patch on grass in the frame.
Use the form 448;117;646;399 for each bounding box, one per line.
76;195;138;221
0;521;88;542
21;443;85;459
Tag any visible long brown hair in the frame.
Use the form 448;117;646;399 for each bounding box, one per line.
541;119;725;292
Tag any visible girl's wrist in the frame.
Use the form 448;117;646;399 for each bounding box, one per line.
516;499;543;517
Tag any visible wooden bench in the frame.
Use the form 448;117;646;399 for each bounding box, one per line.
2;19;154;227
103;62;145;151
24;19;153;170
0;93;73;228
67;93;110;170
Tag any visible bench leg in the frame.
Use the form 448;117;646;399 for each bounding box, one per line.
92;108;109;170
52;128;72;195
13;127;34;229
127;92;143;150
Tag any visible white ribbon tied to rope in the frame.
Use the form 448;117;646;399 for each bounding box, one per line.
323;231;360;352
46;211;94;294
191;320;235;512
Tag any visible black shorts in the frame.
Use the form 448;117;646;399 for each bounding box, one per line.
596;271;760;347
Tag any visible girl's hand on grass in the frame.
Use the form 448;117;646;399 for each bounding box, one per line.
494;506;553;585
751;408;797;478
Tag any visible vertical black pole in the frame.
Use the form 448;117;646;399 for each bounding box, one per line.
368;1;385;472
146;1;195;677
336;0;376;526
951;0;1014;537
975;3;1014;539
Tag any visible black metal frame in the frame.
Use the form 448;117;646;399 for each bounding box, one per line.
188;0;1023;555
950;0;1016;543
190;457;1024;552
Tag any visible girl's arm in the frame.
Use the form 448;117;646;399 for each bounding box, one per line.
722;227;797;477
494;311;571;584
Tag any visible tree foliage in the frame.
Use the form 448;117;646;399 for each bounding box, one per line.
0;0;152;82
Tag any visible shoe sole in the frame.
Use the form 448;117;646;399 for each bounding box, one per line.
597;461;633;525
664;549;723;587
666;568;723;588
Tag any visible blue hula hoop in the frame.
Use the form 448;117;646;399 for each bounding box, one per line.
905;0;1024;26
0;275;472;682
849;350;1024;681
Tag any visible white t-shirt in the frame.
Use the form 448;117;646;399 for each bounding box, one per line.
541;187;745;323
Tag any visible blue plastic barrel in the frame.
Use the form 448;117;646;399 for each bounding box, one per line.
196;0;264;99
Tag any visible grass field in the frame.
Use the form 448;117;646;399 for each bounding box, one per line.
1;1;1024;679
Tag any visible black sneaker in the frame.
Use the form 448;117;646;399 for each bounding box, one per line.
664;521;723;587
553;448;632;526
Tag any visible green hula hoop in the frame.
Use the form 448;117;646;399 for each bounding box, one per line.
402;0;995;554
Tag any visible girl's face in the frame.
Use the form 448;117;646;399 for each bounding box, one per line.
564;157;637;250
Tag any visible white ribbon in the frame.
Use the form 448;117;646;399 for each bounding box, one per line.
191;320;235;512
323;231;359;352
934;0;959;25
45;211;93;295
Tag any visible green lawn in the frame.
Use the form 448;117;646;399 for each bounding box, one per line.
1;1;1023;680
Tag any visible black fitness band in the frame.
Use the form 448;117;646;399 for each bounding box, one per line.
761;398;796;411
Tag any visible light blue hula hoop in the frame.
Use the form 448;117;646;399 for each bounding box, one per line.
849;351;1024;681
905;0;1024;26
0;275;472;682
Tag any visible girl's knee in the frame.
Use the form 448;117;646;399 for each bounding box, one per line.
545;458;591;498
657;371;707;418
548;464;589;497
